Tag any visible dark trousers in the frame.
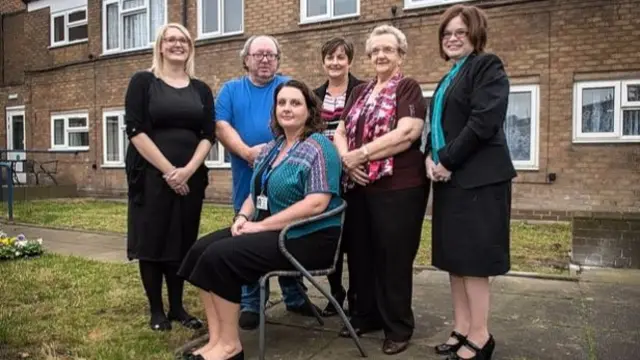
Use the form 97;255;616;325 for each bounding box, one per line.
345;184;429;342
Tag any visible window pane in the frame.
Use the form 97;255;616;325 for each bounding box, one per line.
207;145;219;161
150;0;165;42
581;87;614;133
54;119;65;145
68;117;87;127
627;84;640;102
623;109;640;136
505;92;532;161
68;10;86;22
122;128;129;157
334;0;357;16
123;13;148;49
69;24;88;41
223;0;242;33
223;146;230;162
307;0;327;17
420;96;432;153
123;0;144;10
54;16;65;42
106;3;119;50
11;115;25;151
106;116;120;162
69;132;89;147
203;0;219;33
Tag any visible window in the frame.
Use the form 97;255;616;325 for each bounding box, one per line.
103;110;128;166
300;0;359;24
51;7;88;47
103;0;166;54
205;142;231;168
420;90;434;153
198;0;243;39
573;80;640;143
50;112;90;150
505;85;539;170
404;0;468;9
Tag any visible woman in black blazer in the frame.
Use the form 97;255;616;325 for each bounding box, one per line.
313;37;364;317
425;5;516;360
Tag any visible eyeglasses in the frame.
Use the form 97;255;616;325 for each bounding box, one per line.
248;53;279;61
163;37;189;45
442;29;469;40
369;46;399;56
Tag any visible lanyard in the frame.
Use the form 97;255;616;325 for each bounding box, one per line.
260;140;299;195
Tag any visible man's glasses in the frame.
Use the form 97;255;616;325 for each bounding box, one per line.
248;53;279;61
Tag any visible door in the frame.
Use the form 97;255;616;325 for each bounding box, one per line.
6;107;26;184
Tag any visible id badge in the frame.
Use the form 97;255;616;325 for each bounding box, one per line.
256;195;268;211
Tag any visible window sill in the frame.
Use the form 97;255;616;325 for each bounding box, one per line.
205;163;231;169
48;147;90;152
197;31;244;41
514;165;539;172
102;164;125;169
49;39;89;50
100;45;153;58
299;13;359;26
572;137;640;144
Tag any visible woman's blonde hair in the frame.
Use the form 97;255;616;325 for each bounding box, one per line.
365;24;409;57
151;23;196;78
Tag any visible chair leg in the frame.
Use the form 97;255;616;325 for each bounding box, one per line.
302;275;368;358
259;276;268;360
295;280;324;326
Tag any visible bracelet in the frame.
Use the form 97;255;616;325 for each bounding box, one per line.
361;145;370;160
233;213;249;223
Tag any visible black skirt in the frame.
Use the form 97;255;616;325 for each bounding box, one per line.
431;180;512;277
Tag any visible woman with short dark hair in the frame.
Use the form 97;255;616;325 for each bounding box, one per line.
426;5;515;360
313;37;364;317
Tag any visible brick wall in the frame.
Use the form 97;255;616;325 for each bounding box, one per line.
1;0;639;213
0;0;25;14
572;213;640;269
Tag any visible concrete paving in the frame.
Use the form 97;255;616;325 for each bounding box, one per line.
3;223;639;360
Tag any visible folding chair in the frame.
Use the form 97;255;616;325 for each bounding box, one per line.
257;199;367;360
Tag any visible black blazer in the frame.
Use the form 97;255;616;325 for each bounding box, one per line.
314;73;364;105
426;53;516;189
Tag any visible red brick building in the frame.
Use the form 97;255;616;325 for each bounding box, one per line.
1;0;639;217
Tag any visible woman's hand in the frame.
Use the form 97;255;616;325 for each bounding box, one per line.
341;148;368;171
238;221;266;235
231;217;248;236
433;162;452;182
348;165;370;186
425;156;437;181
165;167;195;188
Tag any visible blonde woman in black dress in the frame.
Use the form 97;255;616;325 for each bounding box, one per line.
125;23;214;332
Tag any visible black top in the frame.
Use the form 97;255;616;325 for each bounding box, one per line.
426;53;517;189
124;71;215;202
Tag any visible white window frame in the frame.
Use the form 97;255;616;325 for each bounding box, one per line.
404;0;468;10
102;0;168;55
50;111;90;151
50;6;88;47
197;0;244;39
506;84;539;170
205;142;231;169
102;109;128;167
300;0;359;24
573;80;640;143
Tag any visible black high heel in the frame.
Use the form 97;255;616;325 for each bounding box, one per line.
321;289;346;317
447;334;495;360
435;330;467;355
190;351;244;360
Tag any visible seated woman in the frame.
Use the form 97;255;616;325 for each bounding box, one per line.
178;79;343;360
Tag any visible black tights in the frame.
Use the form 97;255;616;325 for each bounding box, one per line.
139;260;190;322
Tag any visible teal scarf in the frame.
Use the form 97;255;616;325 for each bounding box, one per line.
430;57;468;163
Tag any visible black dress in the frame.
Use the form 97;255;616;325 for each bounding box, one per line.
125;72;214;262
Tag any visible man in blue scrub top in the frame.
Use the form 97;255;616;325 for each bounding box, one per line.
214;35;319;330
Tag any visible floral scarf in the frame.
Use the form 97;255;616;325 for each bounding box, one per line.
343;72;403;190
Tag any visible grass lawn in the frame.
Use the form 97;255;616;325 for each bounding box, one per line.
3;198;572;274
0;199;572;359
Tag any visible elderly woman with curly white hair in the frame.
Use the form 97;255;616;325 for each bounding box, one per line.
333;24;429;355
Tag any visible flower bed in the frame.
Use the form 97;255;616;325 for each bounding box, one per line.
0;231;44;260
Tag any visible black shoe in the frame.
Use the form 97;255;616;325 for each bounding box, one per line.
286;303;322;317
239;311;259;330
382;338;409;355
168;311;204;330
435;330;467;355
338;322;382;338
447;335;495;360
321;290;346;317
149;313;171;332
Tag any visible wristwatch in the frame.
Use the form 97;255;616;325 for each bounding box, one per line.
233;213;249;223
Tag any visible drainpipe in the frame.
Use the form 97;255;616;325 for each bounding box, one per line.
182;0;187;27
1;14;4;85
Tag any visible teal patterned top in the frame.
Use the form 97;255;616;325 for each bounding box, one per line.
431;57;468;163
249;133;342;238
